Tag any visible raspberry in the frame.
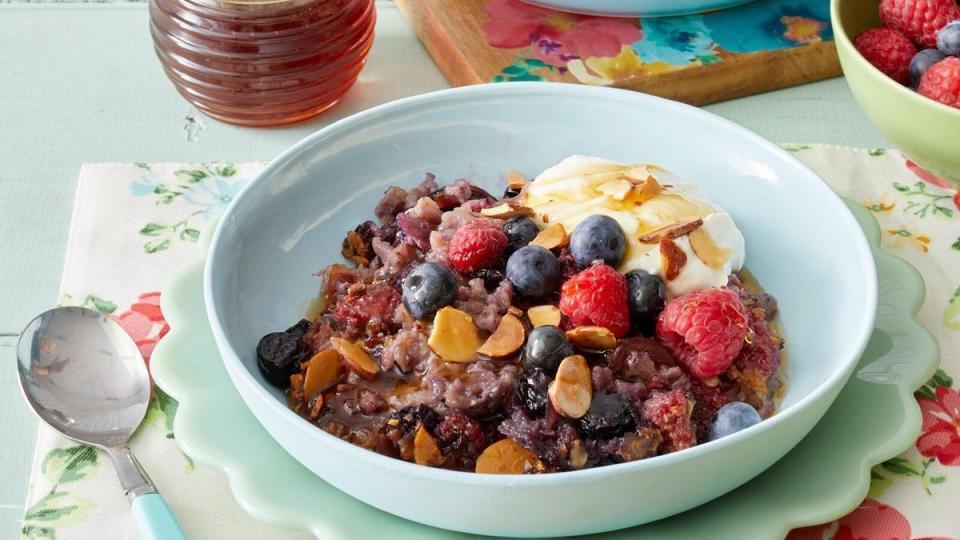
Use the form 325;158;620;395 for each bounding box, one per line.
641;389;696;452
448;222;508;273
332;282;401;339
918;56;960;108
559;264;630;337
854;27;917;84
880;0;960;48
655;288;748;381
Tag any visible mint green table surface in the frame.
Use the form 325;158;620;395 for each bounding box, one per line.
0;2;887;538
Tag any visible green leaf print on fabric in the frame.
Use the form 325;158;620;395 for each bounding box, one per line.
144;388;195;472
916;368;954;400
23;446;100;539
41;446;98;485
82;295;117;315
132;163;245;254
875;456;946;495
892;181;955;218
23;492;96;529
945;286;960;330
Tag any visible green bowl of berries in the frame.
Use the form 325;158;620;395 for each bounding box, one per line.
833;0;960;185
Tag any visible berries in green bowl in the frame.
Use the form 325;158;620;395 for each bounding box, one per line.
832;0;960;185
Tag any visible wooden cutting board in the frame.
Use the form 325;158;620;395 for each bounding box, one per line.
395;0;842;105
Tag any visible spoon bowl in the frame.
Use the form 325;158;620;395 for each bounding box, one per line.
17;306;186;540
18;306;151;448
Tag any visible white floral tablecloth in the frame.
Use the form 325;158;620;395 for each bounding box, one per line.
21;145;960;540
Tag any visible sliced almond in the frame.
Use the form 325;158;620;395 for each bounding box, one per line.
475;438;540;474
477;314;525;359
529;223;568;250
659;237;688;281
506;170;528;190
303;349;341;398
414;425;444;467
329;337;379;379
688;227;733;269
428;307;481;363
480;202;535;219
638;218;703;243
527;305;562;327
565;326;617;350
569;440;588;469
548;355;592;419
308;393;326;421
635;176;664;204
624;166;653;183
507;306;524;318
596;178;634;201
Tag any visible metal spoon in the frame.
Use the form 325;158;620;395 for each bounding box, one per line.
17;306;186;540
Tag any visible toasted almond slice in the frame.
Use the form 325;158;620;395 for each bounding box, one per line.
624;166;653;182
529;223;568;250
506;170;528;190
565;326;617;350
638;218;703;243
635;176;664;204
688;227;733;269
414;425;445;467
548;355;592;419
569;440;588;469
659;237;688;281
480;202;535;219
428;307;481;363
596;178;634;201
477;314;525;358
329;338;380;379
507;306;524;318
475;438;540;474
527;305;562;327
303;349;341;398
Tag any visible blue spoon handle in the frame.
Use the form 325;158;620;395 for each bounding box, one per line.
132;493;186;540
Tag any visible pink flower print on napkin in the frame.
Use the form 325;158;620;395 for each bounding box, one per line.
113;292;169;368
906;159;956;191
482;0;642;67
787;499;954;540
917;386;960;466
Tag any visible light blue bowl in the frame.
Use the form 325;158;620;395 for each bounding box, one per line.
520;0;758;17
204;83;877;537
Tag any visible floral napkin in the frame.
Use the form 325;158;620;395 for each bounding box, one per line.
21;146;960;540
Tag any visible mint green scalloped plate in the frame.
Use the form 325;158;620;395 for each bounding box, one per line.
151;201;938;539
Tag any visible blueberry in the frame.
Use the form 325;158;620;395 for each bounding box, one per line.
402;262;458;319
502;216;540;252
389;404;442;433
937;21;960;57
522;326;573;373
257;331;310;387
625;270;666;324
708;402;762;441
569;215;626;267
910;48;947;87
517;368;551;416
578;394;636;439
506;245;561;298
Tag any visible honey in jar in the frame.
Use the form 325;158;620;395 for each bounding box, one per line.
150;0;376;127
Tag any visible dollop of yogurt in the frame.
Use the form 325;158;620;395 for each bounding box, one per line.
522;155;745;296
